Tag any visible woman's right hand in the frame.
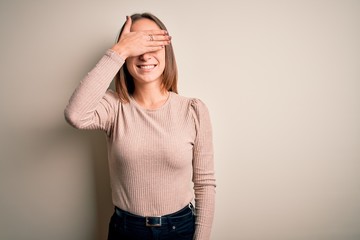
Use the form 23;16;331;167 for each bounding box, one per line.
111;16;171;60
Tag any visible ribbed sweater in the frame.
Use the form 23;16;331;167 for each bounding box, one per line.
64;49;216;240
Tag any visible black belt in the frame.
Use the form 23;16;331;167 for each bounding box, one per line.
115;203;195;227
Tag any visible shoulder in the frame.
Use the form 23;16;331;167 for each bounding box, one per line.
190;98;211;125
171;92;210;118
103;89;121;106
190;98;209;113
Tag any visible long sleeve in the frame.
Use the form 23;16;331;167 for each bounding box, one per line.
64;49;124;134
65;49;216;239
191;99;216;240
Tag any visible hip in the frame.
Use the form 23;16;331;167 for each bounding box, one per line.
108;203;196;240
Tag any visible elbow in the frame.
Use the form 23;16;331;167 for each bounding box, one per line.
64;108;82;129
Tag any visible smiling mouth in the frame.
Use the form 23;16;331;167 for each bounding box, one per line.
137;64;157;70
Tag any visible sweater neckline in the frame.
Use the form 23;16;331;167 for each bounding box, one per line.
129;91;173;112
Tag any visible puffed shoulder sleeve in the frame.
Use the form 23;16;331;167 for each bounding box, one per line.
190;98;216;240
64;49;124;135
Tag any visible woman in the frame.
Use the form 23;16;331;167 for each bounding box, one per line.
65;13;216;240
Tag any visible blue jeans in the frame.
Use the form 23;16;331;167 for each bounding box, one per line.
107;204;196;240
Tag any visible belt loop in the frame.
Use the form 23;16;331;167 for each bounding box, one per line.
115;207;122;218
189;202;196;215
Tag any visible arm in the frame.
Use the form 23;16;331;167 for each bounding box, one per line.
64;50;124;132
64;16;171;132
191;99;216;240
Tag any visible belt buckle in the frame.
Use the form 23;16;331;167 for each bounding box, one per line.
146;216;162;227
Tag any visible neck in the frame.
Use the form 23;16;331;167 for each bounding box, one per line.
132;82;169;109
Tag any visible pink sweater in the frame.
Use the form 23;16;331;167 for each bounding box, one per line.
64;49;216;239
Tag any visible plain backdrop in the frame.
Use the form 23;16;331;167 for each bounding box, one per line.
1;0;360;240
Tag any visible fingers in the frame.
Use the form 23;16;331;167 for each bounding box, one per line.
144;29;169;36
112;17;172;58
119;16;132;42
148;40;171;48
146;45;168;53
144;30;169;44
123;16;132;33
145;37;171;50
147;34;172;42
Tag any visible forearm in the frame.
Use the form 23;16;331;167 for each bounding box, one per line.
194;183;216;240
191;98;216;240
64;49;124;128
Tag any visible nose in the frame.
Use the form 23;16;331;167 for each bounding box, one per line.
139;52;152;61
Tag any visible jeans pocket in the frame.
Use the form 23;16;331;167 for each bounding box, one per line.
107;213;126;240
171;211;195;238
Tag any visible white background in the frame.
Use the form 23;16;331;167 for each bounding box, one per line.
1;0;359;239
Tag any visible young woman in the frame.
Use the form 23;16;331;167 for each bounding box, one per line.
65;13;216;240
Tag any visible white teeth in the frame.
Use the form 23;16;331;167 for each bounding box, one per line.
139;65;155;69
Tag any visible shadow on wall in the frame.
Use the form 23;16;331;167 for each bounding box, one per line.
49;124;113;240
1;121;114;240
86;130;113;240
65;126;114;240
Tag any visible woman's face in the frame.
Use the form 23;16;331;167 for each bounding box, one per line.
126;18;166;86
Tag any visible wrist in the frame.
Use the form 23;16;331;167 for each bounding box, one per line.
110;45;129;60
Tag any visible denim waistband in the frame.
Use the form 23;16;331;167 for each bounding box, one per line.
114;203;195;226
